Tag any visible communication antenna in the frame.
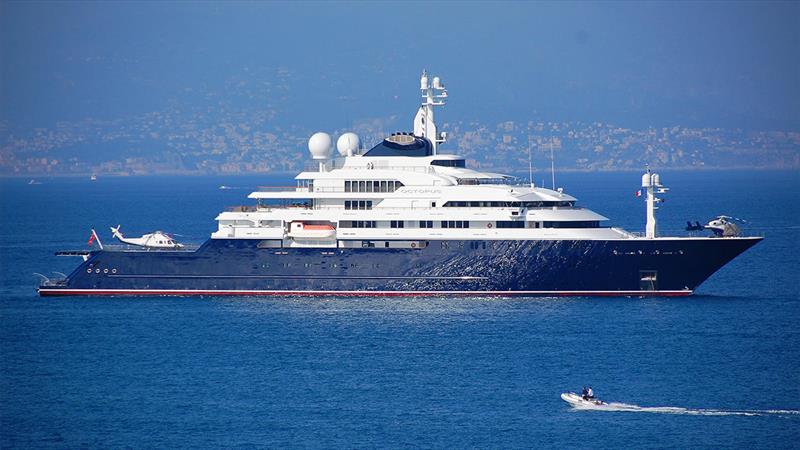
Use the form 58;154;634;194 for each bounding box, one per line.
641;166;669;238
414;70;447;154
527;138;534;188
549;140;556;190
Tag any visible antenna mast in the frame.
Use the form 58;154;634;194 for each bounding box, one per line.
414;70;448;154
549;140;556;190
641;167;669;238
527;136;534;188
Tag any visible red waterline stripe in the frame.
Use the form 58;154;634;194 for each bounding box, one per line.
38;289;693;297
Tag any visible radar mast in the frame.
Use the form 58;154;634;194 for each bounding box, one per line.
414;70;448;154
642;167;669;238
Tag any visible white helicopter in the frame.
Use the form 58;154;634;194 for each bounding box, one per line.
686;215;746;237
704;215;743;237
110;225;184;249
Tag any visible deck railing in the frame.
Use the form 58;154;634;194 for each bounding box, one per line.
256;186;309;192
303;160;437;174
227;205;260;212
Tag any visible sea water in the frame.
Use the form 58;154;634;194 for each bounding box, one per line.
1;171;798;448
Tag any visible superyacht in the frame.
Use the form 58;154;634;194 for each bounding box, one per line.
38;72;761;296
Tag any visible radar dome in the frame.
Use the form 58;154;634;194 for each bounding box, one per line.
308;132;333;160
336;132;360;156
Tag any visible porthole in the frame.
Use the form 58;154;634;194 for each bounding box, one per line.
112;269;117;274
103;269;109;274
95;269;100;273
87;269;92;273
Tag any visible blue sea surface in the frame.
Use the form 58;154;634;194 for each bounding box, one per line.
1;171;799;448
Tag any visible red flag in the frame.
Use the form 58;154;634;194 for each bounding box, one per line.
635;190;642;197
88;231;96;246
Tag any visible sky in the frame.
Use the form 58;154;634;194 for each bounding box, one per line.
1;1;799;132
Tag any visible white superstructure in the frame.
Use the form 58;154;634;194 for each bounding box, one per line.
212;72;645;246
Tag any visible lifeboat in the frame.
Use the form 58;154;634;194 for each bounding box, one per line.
287;222;336;240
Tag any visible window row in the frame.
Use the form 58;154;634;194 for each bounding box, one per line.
260;262;383;269
430;159;466;168
340;220;377;228
442;200;575;208
344;180;404;193
344;200;373;210
543;221;600;228
338;220;600;229
441;220;470;229
496;221;525;228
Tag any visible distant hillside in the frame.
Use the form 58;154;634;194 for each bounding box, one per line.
2;101;799;176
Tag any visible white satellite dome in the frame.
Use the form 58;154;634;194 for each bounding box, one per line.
308;132;333;160
336;132;360;156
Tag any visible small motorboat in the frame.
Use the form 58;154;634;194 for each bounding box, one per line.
561;392;607;407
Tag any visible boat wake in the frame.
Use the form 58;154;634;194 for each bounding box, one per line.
577;402;800;417
562;393;800;417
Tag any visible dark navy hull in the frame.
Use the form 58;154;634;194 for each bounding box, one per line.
39;237;762;297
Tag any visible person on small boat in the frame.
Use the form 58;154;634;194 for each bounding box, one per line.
581;386;589;400
587;386;595;399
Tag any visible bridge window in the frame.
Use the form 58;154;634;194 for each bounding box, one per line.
390;220;405;228
419;220;434;228
345;180;404;193
431;159;466;168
